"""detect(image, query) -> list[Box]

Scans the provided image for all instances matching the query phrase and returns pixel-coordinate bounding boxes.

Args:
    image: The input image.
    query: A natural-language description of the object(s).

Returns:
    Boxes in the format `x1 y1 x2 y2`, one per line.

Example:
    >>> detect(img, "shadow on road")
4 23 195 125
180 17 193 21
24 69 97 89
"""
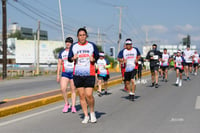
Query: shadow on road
0 101 6 105
121 95 141 100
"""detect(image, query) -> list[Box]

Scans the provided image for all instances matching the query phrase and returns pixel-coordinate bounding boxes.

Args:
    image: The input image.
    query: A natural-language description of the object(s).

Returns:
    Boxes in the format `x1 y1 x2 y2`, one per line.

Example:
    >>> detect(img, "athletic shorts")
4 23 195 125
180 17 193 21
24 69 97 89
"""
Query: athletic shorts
185 63 193 67
150 66 159 73
73 75 95 88
98 74 110 81
175 67 184 73
61 72 73 79
124 69 137 81
193 63 199 67
161 66 169 71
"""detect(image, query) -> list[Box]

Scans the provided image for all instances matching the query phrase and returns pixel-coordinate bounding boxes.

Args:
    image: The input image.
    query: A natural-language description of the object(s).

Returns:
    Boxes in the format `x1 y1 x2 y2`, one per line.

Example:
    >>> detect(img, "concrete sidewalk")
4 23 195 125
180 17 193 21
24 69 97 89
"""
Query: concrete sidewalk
0 71 151 118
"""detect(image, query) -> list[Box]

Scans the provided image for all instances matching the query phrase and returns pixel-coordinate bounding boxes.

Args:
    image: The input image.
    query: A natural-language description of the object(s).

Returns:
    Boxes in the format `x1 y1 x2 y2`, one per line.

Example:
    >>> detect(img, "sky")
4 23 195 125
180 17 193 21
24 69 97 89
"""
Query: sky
1 0 200 54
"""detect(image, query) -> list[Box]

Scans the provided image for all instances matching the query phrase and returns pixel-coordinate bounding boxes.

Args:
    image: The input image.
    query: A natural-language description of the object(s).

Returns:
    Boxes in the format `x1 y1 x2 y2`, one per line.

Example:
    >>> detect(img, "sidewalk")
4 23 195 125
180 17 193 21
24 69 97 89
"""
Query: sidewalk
0 71 151 118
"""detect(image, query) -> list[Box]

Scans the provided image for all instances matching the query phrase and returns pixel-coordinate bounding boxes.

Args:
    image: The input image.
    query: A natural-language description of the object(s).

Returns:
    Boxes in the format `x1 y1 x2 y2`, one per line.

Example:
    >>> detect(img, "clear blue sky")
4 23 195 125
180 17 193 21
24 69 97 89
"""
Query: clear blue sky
1 0 200 53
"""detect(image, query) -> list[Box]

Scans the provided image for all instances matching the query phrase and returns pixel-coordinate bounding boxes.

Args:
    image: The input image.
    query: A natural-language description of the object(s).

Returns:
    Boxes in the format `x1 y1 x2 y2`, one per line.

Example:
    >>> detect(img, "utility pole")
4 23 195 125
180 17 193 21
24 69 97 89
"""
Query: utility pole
116 6 123 54
58 0 65 46
2 0 7 79
36 21 40 75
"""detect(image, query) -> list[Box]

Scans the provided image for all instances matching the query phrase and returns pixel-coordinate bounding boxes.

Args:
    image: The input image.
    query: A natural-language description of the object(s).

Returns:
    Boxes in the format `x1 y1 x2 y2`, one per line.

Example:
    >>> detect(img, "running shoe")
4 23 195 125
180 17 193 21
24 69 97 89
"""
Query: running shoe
71 106 77 113
176 79 179 85
124 87 128 91
82 116 90 124
90 112 97 123
150 82 155 87
104 91 108 95
97 91 102 97
130 95 135 101
155 84 158 88
62 104 70 113
187 77 190 81
165 79 168 82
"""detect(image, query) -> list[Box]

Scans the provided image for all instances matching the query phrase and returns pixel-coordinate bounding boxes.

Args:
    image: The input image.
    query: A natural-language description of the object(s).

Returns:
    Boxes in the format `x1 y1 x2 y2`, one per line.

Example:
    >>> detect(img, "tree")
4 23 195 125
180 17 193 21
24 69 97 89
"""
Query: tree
8 30 24 40
53 47 64 59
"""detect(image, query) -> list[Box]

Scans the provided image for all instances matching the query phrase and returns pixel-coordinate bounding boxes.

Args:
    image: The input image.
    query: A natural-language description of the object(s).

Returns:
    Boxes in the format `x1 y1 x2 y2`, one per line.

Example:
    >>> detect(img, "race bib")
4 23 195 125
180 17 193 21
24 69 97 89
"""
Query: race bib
153 55 158 60
64 60 74 68
77 57 90 66
127 58 135 66
138 61 142 64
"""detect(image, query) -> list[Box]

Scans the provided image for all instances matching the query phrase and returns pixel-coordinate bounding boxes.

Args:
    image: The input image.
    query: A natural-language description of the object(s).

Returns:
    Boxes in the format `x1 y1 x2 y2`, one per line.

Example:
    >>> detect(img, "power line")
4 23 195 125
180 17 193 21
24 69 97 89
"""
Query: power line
7 2 61 32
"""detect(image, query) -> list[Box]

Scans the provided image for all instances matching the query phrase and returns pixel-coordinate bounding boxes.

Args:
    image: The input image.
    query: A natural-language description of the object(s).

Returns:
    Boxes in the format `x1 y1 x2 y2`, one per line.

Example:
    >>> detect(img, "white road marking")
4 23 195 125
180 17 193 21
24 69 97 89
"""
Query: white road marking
195 96 200 110
170 118 184 122
0 105 63 127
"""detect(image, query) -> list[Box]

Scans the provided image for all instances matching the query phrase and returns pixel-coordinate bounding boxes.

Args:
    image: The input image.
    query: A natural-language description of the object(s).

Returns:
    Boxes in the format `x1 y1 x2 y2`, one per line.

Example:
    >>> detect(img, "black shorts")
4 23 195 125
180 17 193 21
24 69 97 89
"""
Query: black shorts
124 70 137 81
161 66 169 71
175 67 184 73
185 63 193 67
193 63 199 67
73 76 95 88
98 74 110 81
150 66 159 73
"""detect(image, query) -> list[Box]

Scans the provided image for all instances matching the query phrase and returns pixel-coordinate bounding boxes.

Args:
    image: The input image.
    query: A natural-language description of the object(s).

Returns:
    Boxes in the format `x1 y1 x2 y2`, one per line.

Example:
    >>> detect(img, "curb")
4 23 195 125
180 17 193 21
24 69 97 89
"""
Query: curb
0 71 151 118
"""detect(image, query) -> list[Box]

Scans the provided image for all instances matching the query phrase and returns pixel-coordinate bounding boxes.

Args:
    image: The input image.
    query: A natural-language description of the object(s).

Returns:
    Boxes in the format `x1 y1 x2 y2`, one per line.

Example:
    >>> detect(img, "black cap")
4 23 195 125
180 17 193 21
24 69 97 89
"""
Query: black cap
152 44 157 47
164 48 167 50
65 37 73 43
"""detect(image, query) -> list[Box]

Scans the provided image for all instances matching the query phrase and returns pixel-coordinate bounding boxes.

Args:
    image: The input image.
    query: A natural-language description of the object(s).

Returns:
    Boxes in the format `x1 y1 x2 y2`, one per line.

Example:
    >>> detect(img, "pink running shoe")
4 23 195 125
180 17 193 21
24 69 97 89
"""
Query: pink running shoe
124 87 128 91
62 104 70 113
71 106 77 113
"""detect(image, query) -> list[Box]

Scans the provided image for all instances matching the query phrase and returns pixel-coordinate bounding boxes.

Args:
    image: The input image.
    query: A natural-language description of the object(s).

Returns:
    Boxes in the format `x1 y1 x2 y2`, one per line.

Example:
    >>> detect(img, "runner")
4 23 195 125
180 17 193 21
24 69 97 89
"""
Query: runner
183 45 193 80
192 50 199 75
136 57 144 84
96 51 111 96
118 38 141 101
57 37 77 113
117 44 127 91
174 50 185 87
68 28 99 124
146 44 162 88
160 48 170 82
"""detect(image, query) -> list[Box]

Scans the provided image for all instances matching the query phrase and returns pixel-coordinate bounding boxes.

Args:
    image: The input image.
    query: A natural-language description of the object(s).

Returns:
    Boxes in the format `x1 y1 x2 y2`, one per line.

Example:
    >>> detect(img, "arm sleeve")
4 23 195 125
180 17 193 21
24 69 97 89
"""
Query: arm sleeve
146 51 150 59
58 51 62 59
68 44 74 62
135 47 141 56
92 43 99 62
181 56 186 63
118 49 124 59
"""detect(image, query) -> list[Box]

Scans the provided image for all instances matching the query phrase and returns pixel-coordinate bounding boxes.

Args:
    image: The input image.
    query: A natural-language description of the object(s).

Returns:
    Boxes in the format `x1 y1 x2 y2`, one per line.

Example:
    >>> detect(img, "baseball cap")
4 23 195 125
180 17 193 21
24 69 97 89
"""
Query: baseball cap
125 38 132 45
99 52 105 57
177 50 181 53
65 37 73 43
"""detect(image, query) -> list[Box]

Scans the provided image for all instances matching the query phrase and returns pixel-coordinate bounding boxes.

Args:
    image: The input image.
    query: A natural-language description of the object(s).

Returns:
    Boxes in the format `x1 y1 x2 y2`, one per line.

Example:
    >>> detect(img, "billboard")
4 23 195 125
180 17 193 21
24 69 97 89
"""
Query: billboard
0 38 16 59
15 40 63 64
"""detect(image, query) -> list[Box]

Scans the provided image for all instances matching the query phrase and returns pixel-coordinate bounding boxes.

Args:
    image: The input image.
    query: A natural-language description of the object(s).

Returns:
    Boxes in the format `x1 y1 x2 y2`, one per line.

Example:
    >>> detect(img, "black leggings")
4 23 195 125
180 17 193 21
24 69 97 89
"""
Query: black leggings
137 67 142 80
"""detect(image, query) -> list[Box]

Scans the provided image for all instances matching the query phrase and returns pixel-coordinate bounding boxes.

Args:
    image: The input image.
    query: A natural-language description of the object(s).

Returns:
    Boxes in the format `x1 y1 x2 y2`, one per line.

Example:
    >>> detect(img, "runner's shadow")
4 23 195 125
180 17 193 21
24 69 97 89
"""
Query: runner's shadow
172 83 178 87
79 111 106 119
103 92 112 96
121 95 141 100
0 101 6 105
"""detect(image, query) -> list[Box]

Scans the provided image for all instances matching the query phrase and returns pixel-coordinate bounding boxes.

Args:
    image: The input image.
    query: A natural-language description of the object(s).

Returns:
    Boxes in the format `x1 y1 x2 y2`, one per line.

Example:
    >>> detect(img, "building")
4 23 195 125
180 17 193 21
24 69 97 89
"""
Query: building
8 23 48 40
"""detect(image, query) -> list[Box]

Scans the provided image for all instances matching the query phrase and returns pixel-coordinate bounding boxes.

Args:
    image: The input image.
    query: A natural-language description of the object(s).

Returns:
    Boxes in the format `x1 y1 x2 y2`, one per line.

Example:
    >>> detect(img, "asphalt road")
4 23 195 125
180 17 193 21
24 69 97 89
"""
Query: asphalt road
0 72 121 100
0 72 200 133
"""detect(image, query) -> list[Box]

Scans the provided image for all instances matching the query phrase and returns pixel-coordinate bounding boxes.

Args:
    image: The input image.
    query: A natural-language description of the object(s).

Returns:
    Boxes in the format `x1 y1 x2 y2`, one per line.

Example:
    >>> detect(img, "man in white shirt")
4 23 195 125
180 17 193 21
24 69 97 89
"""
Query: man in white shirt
183 45 193 80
